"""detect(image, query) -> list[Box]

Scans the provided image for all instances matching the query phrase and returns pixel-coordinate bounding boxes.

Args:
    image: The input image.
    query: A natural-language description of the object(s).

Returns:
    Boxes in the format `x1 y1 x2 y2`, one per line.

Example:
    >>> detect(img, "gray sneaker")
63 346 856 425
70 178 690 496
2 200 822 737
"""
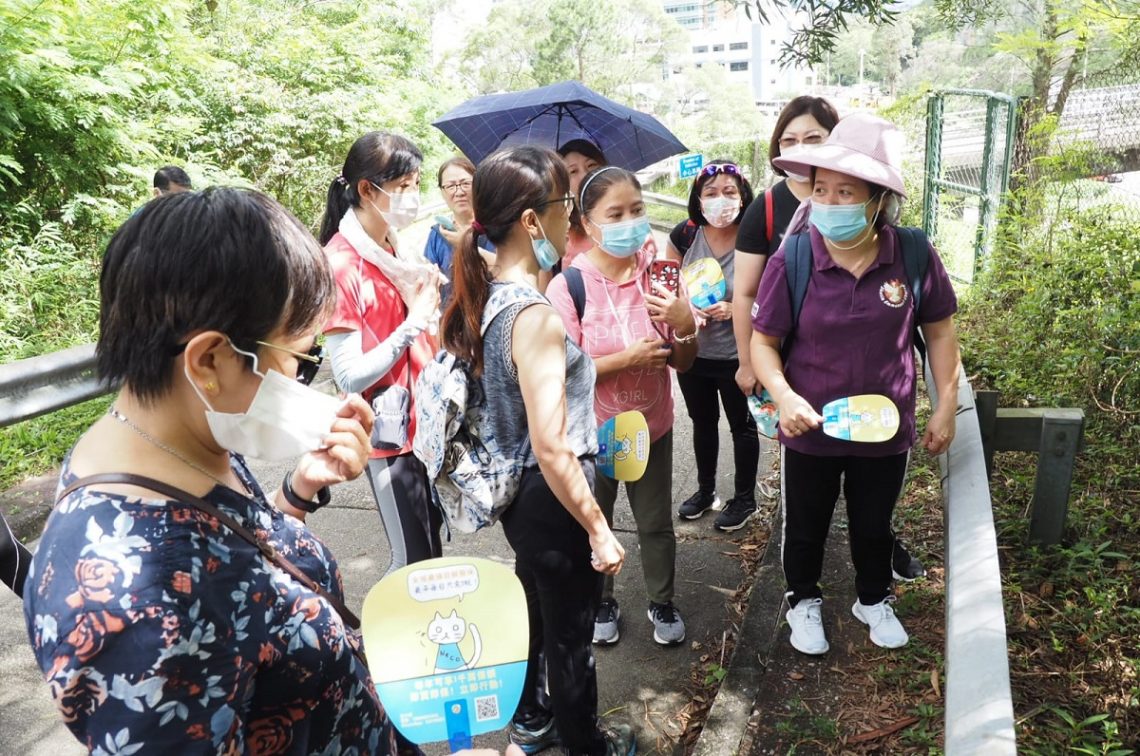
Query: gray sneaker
593 598 621 645
600 722 637 755
647 601 686 646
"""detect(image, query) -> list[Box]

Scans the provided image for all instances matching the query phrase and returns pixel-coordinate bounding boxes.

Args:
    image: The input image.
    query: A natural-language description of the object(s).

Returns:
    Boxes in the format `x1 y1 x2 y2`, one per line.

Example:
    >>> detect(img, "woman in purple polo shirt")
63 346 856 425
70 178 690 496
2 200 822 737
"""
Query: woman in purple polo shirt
749 113 961 655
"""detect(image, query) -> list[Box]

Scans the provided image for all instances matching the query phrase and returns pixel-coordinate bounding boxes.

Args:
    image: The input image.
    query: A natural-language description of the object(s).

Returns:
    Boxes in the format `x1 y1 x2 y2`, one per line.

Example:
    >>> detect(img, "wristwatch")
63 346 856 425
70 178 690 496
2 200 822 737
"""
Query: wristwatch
282 471 331 514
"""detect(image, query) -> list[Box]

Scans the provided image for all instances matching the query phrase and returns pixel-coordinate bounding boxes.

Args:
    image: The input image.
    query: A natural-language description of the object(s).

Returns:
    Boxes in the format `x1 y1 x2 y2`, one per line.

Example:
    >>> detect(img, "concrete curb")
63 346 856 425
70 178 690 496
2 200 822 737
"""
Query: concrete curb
692 504 787 756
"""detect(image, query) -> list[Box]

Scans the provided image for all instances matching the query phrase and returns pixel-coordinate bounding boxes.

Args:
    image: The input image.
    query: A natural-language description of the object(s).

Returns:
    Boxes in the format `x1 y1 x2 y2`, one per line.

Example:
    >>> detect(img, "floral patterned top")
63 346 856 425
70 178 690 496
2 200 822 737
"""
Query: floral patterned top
24 455 407 755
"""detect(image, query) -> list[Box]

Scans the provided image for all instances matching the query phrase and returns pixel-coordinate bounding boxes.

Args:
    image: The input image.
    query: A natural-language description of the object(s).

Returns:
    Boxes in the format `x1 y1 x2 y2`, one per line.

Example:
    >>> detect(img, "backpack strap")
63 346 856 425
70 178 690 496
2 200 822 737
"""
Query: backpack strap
780 231 813 360
764 189 774 245
894 226 931 365
675 220 699 257
563 266 587 323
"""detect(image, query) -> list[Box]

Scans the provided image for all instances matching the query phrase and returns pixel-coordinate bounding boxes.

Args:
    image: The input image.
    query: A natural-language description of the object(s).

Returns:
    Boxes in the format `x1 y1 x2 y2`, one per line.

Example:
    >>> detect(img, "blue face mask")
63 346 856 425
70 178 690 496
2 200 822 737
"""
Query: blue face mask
532 218 560 271
810 198 875 242
593 215 651 258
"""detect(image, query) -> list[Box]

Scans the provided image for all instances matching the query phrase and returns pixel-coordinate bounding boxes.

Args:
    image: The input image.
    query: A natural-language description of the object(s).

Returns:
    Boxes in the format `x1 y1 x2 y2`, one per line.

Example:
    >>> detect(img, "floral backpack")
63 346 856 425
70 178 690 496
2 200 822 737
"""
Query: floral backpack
413 284 545 533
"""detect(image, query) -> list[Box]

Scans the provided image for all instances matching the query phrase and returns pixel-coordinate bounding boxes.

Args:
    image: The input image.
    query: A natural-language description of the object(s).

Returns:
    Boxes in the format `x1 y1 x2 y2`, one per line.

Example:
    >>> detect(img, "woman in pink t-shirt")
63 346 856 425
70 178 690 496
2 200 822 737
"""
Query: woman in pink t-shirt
547 166 698 649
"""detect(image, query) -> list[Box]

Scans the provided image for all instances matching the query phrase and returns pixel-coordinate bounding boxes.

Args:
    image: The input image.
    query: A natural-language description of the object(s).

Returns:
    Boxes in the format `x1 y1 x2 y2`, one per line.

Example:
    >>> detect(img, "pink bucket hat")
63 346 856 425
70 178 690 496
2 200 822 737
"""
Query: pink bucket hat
771 112 906 197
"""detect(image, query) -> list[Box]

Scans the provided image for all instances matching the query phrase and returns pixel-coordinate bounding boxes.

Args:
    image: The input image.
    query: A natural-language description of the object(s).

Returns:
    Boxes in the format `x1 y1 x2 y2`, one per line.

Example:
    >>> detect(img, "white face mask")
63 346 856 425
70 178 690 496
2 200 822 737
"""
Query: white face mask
189 344 342 462
780 143 821 183
370 183 420 231
700 196 741 228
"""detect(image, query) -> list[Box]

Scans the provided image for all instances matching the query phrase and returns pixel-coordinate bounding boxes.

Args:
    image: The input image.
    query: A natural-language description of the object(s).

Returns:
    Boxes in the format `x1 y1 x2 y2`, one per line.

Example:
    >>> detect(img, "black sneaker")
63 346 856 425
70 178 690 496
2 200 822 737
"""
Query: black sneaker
714 496 757 532
600 722 637 755
892 540 926 581
508 715 561 753
678 489 720 519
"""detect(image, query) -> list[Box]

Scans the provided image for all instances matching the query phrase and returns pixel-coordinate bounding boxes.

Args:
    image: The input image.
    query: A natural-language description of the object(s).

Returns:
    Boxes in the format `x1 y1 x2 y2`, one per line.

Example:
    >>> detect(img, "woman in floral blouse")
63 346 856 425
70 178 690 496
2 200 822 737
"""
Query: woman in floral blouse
22 188 407 754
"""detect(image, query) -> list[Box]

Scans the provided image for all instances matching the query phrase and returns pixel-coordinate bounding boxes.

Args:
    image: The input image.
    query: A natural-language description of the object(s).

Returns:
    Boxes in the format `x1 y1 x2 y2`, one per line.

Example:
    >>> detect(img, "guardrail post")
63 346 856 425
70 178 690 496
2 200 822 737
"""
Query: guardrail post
974 390 999 478
1028 410 1085 545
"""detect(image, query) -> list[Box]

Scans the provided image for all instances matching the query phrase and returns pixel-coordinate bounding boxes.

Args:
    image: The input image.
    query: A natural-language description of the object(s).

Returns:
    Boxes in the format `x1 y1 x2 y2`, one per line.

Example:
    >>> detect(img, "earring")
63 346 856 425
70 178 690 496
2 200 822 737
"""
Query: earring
205 381 217 394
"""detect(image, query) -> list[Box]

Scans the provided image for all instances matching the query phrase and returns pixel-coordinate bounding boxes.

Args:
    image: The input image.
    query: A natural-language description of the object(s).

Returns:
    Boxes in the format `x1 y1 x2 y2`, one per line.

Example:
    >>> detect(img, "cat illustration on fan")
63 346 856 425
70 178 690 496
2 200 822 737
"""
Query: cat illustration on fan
427 610 482 674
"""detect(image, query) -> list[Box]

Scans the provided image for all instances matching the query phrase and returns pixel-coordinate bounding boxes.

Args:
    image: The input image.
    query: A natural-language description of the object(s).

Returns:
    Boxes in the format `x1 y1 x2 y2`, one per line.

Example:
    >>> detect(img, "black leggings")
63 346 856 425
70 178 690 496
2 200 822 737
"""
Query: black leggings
1 511 31 598
677 357 760 500
781 448 908 606
500 463 608 756
365 453 442 575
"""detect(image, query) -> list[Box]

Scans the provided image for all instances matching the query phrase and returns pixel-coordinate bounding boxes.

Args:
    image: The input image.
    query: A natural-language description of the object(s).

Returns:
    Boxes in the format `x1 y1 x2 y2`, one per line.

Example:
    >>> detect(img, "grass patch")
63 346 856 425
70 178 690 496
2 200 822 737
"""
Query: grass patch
0 396 111 491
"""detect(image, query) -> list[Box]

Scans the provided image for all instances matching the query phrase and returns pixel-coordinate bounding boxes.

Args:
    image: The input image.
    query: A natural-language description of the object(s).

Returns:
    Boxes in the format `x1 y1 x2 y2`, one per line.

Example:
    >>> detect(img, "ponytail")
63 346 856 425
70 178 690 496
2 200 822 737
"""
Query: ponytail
318 177 352 245
441 229 493 374
440 146 569 376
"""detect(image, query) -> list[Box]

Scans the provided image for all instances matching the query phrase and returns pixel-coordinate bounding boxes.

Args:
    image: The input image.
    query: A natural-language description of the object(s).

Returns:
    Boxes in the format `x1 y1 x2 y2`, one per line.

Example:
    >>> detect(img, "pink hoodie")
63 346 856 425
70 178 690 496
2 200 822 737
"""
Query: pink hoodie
547 241 674 442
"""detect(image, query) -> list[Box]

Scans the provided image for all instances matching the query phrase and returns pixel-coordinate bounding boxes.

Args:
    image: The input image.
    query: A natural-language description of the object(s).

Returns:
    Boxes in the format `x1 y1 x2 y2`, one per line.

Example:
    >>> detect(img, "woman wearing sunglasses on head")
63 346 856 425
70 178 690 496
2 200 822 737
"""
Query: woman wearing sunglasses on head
23 188 408 753
320 131 445 576
664 160 762 533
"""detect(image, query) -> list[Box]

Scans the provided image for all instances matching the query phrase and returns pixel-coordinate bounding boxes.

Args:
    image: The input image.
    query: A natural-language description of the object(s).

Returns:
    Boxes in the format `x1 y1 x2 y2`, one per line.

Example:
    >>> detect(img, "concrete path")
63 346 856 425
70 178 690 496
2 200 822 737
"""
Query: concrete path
0 380 781 755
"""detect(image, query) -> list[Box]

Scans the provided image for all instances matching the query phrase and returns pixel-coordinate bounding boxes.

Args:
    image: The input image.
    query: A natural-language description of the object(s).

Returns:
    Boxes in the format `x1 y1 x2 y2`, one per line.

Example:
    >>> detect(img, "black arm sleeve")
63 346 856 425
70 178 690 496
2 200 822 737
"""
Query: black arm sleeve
735 190 771 255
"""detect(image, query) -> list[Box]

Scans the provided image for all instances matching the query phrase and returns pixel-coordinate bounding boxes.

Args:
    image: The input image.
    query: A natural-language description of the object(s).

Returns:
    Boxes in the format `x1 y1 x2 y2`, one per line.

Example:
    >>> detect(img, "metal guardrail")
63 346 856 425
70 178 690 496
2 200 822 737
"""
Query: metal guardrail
0 344 108 429
928 365 1017 754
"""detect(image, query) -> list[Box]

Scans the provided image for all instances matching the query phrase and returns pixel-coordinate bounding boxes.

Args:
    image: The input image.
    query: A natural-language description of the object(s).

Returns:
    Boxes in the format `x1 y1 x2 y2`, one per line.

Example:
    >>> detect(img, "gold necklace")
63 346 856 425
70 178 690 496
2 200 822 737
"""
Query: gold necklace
107 406 248 494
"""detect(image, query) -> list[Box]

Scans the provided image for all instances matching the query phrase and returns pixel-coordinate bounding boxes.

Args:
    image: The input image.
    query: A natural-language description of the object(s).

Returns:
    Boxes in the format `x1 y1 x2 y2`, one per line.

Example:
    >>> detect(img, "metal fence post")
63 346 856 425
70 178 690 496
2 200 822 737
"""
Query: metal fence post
1028 410 1085 545
923 93 944 239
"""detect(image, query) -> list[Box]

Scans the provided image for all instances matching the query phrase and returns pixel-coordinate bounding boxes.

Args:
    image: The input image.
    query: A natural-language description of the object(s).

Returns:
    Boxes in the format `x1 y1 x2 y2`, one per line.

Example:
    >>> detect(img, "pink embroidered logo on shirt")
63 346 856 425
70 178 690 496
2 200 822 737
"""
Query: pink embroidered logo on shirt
879 279 908 308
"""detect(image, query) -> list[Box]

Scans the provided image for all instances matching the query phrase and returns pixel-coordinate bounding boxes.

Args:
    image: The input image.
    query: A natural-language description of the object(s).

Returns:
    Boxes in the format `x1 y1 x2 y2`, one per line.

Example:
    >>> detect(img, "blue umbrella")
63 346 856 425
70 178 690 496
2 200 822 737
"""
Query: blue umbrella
432 80 688 171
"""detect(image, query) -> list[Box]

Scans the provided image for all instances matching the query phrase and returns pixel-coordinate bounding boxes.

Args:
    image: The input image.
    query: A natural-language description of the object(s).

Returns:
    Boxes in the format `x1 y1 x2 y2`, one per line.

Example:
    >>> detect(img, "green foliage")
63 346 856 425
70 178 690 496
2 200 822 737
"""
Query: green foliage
963 203 1140 750
459 0 684 99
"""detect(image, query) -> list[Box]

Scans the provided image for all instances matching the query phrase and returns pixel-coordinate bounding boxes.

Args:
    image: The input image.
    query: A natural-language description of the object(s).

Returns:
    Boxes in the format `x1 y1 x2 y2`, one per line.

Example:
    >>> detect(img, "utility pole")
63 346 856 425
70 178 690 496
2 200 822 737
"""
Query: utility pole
859 48 865 94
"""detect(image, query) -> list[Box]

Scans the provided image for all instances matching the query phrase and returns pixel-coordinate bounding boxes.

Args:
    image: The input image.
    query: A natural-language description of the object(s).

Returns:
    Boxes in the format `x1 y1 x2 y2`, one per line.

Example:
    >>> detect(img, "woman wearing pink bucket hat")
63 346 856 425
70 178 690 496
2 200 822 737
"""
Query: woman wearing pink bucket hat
748 112 962 656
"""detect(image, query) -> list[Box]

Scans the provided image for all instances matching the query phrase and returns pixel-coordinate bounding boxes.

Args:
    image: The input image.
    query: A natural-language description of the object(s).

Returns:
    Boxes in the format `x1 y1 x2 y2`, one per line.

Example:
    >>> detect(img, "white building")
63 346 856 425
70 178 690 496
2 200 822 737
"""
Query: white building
663 2 815 107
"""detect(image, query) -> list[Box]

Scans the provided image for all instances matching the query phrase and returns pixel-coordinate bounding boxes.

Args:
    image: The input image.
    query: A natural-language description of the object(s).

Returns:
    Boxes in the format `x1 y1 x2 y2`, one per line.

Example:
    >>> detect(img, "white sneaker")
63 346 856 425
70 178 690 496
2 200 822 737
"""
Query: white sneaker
852 597 909 649
786 598 828 655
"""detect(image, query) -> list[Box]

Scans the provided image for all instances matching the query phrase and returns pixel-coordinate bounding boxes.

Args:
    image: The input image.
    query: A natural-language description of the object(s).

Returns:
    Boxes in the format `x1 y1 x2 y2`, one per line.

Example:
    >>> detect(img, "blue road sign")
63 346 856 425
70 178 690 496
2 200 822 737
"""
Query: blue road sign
678 153 704 179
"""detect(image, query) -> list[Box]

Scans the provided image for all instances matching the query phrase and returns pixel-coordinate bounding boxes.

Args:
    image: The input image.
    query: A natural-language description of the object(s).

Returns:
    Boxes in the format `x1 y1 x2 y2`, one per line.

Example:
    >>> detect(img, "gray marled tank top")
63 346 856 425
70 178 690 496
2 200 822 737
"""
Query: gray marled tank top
482 282 598 468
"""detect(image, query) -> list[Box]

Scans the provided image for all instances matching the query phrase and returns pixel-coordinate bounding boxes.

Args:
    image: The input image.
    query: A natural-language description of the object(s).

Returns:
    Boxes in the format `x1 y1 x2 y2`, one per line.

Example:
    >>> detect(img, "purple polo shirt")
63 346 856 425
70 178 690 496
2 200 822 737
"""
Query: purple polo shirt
751 224 957 457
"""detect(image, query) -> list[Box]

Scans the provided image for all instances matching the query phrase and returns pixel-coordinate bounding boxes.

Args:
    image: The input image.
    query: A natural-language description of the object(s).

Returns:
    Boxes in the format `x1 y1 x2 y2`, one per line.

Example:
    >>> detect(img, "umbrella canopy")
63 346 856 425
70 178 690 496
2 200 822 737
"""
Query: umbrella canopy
432 80 687 172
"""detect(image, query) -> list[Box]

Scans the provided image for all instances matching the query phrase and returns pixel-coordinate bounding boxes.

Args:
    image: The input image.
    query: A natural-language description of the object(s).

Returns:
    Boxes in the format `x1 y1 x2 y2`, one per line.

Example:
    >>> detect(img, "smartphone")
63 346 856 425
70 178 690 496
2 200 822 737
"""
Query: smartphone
435 214 457 231
649 259 681 296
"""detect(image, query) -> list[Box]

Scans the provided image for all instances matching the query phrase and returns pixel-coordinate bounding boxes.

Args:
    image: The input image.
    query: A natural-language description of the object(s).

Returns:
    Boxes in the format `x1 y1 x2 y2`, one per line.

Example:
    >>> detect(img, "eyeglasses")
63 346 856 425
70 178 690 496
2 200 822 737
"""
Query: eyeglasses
441 179 472 195
700 163 742 179
778 134 826 149
256 341 324 385
535 193 575 213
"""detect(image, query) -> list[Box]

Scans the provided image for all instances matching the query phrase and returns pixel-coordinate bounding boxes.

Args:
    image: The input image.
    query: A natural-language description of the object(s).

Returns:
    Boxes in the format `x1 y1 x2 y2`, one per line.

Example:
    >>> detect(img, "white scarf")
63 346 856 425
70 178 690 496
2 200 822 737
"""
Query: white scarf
338 207 445 334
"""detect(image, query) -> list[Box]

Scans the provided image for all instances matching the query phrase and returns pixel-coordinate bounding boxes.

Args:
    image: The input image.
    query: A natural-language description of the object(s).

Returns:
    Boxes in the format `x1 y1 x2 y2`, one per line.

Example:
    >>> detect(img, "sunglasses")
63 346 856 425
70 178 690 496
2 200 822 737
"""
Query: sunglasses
699 163 742 179
257 341 324 385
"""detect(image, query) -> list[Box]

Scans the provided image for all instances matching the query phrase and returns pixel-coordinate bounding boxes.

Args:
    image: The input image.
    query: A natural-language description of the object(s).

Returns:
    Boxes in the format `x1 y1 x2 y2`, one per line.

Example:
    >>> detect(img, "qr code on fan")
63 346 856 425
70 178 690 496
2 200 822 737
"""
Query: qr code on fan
474 694 499 722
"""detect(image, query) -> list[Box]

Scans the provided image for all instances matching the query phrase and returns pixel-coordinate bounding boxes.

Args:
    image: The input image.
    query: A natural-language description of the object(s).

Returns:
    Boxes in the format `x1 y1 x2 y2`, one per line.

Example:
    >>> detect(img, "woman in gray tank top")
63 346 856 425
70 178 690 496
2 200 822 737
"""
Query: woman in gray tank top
438 146 638 756
664 161 762 533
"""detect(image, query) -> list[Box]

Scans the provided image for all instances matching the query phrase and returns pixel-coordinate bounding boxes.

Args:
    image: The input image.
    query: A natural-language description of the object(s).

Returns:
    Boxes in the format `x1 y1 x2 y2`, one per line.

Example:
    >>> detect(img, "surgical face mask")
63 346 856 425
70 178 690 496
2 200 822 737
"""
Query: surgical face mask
810 197 879 243
701 196 741 228
190 343 342 462
780 144 820 183
369 183 420 231
591 214 651 258
532 218 560 272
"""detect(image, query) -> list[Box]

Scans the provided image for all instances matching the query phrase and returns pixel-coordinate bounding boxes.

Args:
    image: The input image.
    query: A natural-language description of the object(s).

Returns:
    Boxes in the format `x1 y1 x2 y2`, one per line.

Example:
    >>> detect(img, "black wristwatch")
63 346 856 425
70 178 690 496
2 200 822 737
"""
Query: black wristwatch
282 471 331 514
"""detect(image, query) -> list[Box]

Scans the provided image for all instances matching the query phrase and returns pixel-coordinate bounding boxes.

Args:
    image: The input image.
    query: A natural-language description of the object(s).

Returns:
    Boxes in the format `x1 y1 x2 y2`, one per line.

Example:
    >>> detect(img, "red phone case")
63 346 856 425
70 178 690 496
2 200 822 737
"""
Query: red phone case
650 260 680 296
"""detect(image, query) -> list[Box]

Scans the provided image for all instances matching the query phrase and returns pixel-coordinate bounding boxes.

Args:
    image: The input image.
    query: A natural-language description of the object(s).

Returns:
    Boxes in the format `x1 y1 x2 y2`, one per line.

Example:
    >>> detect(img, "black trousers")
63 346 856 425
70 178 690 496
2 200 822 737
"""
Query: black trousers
676 357 760 500
782 448 908 606
1 511 30 598
500 463 607 756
